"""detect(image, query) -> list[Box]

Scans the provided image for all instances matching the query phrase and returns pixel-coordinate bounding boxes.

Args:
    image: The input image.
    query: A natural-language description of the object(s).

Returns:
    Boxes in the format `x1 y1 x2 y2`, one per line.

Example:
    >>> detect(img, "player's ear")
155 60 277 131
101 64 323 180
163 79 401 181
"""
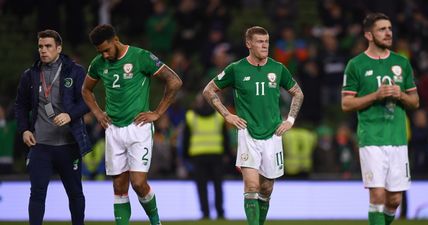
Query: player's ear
57 45 62 53
364 31 373 42
245 39 251 49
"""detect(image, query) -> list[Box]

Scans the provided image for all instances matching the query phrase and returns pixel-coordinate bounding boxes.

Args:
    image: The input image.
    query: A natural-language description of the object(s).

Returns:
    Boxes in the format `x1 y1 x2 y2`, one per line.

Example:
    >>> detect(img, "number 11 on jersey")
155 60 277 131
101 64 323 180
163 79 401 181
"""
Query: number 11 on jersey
256 82 265 96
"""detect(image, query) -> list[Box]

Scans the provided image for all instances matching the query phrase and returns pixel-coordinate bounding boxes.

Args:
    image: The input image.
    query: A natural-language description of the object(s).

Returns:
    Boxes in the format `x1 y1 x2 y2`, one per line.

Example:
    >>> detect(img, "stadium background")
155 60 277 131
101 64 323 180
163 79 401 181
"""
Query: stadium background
0 0 427 223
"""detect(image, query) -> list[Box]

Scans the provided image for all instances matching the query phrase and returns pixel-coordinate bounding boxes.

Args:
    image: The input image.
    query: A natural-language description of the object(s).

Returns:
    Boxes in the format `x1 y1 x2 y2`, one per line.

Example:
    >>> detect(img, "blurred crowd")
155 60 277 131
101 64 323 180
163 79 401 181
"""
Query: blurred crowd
0 0 427 180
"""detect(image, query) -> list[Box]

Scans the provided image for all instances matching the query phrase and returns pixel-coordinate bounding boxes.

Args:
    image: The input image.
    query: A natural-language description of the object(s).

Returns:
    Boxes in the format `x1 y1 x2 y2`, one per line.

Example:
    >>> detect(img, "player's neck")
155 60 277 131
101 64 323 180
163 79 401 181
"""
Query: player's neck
365 46 390 59
117 44 129 60
247 55 267 66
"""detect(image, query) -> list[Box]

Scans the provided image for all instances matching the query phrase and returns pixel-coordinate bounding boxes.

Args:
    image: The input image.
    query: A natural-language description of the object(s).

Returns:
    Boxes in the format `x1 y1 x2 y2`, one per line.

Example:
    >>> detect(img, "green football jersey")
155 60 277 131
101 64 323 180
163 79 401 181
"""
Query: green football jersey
88 46 164 127
342 51 416 147
214 57 296 139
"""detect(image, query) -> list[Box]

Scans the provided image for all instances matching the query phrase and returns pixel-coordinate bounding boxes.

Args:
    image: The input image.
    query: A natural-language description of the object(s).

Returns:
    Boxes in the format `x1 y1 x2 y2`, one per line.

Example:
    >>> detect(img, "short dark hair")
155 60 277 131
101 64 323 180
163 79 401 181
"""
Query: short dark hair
89 24 116 46
245 26 269 41
38 29 62 46
363 13 390 32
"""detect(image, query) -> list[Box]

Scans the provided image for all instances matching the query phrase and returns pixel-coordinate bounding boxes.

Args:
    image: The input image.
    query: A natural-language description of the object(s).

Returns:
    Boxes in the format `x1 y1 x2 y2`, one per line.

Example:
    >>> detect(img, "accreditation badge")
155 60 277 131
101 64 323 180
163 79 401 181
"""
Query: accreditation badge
44 103 55 118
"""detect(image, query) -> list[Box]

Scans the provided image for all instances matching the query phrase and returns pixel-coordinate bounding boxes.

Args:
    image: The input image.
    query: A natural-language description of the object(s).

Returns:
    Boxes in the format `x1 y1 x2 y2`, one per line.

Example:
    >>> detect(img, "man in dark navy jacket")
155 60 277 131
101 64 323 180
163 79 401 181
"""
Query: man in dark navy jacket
14 30 91 225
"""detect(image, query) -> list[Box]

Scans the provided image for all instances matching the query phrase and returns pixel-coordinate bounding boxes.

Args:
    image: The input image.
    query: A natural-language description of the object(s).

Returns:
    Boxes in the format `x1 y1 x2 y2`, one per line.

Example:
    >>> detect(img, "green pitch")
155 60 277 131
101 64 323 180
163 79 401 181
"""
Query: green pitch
0 220 427 225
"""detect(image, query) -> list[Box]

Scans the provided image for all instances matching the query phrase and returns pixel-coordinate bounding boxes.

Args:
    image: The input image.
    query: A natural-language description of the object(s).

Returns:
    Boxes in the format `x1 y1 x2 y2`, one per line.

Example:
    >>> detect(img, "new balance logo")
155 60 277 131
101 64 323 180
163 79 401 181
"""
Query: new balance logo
243 76 251 81
365 70 373 76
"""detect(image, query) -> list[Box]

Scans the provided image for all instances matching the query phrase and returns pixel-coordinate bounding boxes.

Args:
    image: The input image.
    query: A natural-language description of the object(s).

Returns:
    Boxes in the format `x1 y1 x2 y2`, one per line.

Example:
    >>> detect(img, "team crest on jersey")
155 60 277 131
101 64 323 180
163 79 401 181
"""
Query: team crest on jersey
123 63 133 79
240 153 249 161
64 78 73 88
267 72 277 88
391 65 403 83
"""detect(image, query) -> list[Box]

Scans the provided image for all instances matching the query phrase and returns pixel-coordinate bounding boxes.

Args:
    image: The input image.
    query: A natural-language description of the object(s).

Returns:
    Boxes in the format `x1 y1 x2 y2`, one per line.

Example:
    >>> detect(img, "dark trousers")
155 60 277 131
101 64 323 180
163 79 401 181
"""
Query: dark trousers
27 144 85 225
191 154 224 218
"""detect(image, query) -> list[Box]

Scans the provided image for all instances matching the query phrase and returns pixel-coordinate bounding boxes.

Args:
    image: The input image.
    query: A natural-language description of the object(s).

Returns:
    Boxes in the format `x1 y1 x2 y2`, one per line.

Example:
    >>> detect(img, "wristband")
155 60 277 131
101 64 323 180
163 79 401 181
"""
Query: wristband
285 116 295 125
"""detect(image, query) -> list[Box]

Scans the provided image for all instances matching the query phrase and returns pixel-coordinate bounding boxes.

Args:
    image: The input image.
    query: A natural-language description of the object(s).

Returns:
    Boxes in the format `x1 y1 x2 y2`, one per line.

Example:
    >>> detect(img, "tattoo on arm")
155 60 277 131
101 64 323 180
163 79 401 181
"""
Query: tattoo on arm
287 84 304 118
154 66 183 115
203 81 230 117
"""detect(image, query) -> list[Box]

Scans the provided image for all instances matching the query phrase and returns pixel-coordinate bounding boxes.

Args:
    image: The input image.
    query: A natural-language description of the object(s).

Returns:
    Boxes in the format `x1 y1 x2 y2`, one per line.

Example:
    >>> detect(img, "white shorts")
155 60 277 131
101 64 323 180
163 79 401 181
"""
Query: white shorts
359 146 410 191
236 129 284 179
105 123 154 176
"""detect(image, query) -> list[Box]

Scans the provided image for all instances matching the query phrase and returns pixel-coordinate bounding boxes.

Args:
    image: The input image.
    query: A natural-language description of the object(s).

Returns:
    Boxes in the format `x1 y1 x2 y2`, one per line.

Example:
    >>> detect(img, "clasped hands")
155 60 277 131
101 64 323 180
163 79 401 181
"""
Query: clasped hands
377 84 401 101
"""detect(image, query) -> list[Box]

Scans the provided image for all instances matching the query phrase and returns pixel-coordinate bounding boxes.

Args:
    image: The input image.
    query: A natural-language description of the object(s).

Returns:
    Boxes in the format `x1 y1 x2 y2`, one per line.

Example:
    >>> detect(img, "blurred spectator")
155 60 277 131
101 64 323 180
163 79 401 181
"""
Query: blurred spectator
201 24 227 68
408 8 428 42
165 93 187 179
318 31 347 106
97 0 121 25
318 0 347 37
395 37 411 59
268 0 297 31
273 25 309 75
182 93 231 219
409 109 428 175
313 125 338 174
145 0 176 59
0 104 16 174
82 138 106 180
334 123 358 179
166 93 186 129
203 0 231 32
350 37 367 57
84 113 104 143
206 43 233 81
81 113 105 180
282 126 317 178
298 59 323 126
174 0 204 54
417 73 428 109
150 114 175 177
169 50 200 92
110 0 152 36
340 23 363 52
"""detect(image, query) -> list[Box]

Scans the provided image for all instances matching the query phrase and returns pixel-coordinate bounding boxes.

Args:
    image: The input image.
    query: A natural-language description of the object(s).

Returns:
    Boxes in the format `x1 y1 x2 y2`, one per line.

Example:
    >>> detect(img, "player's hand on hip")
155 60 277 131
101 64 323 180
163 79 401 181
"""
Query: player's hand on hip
134 111 160 126
53 113 71 126
225 114 247 129
23 130 36 147
275 121 292 136
94 111 111 129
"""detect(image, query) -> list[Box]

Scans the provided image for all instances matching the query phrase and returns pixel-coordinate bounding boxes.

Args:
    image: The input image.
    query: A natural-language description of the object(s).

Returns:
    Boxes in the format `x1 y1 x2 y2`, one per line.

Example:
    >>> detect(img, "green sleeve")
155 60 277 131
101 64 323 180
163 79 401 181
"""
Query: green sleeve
140 50 164 76
403 60 416 91
280 65 296 90
342 60 358 93
87 57 101 79
213 63 235 89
